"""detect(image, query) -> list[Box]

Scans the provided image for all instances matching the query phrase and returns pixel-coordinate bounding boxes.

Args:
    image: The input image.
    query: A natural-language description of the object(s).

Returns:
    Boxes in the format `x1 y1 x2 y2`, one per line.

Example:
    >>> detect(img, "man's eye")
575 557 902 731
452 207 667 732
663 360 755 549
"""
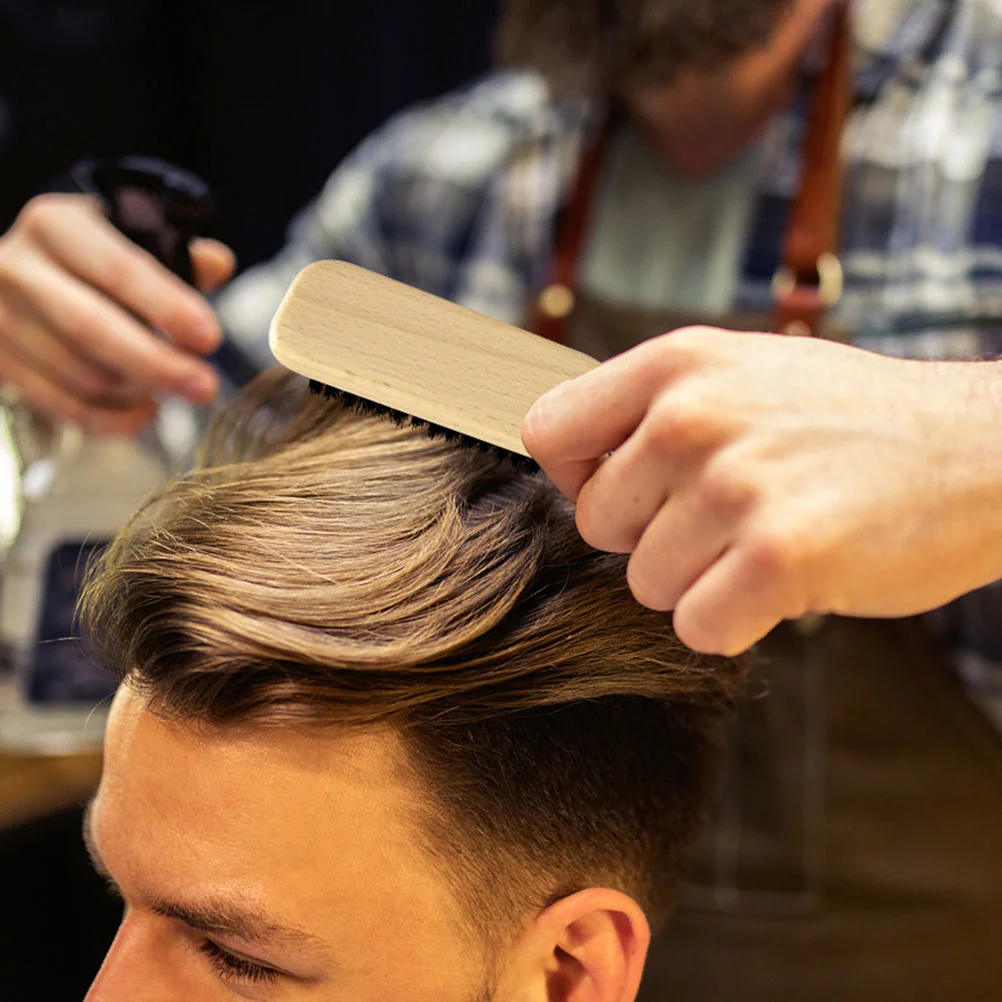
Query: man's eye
198 938 282 985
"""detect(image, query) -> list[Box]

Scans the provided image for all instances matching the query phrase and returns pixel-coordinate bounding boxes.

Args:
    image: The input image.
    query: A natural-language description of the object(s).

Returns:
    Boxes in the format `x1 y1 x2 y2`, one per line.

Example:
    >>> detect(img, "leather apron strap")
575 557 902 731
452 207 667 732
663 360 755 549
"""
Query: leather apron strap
772 0 851 336
531 115 614 344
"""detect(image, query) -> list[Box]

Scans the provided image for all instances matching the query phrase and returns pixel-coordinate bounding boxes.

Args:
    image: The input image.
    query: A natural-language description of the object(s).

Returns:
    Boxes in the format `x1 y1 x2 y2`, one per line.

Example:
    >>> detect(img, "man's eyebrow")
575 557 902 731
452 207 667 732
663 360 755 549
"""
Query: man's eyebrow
147 896 328 953
81 797 327 955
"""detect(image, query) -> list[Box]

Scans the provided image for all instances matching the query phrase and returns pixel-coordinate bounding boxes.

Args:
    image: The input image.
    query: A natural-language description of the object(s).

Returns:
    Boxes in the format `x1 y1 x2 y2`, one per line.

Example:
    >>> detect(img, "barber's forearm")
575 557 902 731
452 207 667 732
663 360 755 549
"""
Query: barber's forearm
524 330 1002 655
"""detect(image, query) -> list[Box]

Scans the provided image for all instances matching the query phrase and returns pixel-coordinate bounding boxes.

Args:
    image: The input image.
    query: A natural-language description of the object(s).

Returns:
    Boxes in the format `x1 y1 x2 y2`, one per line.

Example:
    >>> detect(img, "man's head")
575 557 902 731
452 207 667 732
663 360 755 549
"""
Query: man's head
497 0 836 176
80 368 741 1001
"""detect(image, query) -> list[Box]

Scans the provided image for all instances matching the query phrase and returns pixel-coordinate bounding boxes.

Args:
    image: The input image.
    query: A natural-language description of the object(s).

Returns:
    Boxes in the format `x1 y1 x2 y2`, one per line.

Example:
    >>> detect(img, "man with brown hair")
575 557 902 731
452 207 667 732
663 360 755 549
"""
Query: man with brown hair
78 368 741 1001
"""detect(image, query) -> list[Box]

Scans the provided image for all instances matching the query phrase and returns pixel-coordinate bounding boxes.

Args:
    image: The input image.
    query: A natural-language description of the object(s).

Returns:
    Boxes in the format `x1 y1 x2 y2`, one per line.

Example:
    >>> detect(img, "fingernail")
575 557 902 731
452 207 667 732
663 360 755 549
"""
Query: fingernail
528 381 569 423
525 397 550 436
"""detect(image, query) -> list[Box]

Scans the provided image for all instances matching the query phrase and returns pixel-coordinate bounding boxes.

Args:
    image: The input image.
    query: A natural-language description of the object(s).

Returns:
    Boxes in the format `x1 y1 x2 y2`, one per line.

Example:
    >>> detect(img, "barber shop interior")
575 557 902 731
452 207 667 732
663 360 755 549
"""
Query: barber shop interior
3 2 1002 1000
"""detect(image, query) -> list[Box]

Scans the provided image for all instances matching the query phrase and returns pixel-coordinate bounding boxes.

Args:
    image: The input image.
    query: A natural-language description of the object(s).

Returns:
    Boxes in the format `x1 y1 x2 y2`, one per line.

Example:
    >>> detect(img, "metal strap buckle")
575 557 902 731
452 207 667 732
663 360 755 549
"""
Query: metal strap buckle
772 252 844 309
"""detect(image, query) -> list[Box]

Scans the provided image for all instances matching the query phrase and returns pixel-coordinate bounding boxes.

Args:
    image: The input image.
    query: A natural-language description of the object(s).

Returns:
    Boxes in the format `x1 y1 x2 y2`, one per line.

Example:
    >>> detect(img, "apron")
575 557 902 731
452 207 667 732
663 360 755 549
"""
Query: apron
567 290 1002 1002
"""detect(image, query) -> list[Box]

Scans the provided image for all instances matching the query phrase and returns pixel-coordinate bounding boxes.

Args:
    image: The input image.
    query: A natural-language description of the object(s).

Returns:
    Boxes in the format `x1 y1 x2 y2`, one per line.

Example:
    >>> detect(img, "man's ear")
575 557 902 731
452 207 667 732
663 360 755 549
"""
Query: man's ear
512 888 650 1002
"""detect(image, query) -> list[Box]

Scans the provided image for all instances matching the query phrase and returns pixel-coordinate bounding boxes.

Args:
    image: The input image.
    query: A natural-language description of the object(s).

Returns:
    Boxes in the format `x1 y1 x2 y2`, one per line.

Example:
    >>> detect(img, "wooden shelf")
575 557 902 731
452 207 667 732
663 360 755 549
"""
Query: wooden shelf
0 752 102 831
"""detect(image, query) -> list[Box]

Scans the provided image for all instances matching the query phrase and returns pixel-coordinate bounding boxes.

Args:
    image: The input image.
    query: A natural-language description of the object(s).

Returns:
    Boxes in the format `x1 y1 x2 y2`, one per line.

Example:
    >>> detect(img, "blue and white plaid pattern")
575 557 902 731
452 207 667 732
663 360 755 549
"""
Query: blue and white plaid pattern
217 0 1002 727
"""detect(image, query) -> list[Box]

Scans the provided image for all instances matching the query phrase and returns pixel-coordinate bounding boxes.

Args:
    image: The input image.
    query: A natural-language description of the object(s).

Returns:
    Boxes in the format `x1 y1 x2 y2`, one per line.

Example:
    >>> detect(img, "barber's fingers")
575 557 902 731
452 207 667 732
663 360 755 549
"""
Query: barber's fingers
574 454 668 555
524 333 699 500
671 535 805 656
625 480 746 613
22 194 223 355
573 391 738 553
2 248 218 403
0 342 157 436
190 237 236 295
0 305 124 402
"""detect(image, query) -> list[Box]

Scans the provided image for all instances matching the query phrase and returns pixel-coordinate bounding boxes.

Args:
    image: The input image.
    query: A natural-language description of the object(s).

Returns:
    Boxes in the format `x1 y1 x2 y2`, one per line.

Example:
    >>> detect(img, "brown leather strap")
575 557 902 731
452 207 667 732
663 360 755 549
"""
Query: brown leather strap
773 1 852 336
532 120 614 344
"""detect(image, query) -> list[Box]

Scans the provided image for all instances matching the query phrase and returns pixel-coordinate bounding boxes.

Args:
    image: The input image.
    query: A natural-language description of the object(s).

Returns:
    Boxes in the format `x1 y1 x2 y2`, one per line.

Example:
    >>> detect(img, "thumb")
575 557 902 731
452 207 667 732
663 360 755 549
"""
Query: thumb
190 237 236 294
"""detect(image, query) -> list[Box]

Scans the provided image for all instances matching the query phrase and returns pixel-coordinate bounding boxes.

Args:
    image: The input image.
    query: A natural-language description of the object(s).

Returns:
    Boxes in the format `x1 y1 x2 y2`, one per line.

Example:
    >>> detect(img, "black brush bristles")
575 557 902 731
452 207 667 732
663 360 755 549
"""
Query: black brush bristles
308 380 540 475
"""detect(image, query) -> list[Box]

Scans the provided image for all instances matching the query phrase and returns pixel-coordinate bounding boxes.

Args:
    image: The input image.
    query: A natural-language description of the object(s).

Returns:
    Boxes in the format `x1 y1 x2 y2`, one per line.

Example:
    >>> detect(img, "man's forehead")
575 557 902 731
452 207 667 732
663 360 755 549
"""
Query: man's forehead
95 687 468 965
83 796 332 959
101 687 423 889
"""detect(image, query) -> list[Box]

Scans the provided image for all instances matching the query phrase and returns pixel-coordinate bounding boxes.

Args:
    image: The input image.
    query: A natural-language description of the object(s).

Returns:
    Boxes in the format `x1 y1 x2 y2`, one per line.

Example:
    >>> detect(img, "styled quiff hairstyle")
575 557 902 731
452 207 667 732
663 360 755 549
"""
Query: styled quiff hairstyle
81 367 742 941
496 0 793 94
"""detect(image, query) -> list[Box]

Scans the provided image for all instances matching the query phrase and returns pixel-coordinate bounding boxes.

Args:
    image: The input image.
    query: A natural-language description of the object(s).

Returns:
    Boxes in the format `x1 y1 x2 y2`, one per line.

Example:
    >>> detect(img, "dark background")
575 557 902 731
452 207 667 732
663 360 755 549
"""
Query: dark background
0 2 496 998
0 0 499 269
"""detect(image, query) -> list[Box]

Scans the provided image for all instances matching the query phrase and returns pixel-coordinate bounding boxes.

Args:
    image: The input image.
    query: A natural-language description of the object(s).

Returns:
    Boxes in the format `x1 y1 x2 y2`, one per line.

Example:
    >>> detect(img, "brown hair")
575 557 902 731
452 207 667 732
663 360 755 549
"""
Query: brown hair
496 0 793 94
80 367 743 940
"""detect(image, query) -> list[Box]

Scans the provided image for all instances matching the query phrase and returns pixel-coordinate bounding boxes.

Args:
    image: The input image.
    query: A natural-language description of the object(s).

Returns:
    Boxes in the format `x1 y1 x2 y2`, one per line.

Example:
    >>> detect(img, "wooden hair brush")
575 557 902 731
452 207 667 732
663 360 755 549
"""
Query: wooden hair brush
269 261 599 472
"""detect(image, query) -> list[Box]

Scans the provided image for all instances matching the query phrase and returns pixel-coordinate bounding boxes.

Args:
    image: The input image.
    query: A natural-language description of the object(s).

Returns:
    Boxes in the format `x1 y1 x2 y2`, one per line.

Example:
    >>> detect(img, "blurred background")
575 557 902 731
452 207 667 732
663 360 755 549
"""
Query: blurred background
1 0 498 269
0 2 497 998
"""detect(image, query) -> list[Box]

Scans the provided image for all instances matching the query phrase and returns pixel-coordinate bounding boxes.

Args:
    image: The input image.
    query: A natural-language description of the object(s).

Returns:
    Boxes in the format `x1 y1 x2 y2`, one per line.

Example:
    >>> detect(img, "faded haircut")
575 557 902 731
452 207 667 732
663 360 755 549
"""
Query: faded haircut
80 367 743 943
496 0 794 94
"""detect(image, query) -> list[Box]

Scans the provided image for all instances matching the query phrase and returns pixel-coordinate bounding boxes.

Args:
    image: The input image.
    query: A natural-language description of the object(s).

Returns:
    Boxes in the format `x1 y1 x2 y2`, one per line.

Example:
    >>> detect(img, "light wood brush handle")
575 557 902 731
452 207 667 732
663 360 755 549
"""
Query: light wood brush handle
269 261 599 457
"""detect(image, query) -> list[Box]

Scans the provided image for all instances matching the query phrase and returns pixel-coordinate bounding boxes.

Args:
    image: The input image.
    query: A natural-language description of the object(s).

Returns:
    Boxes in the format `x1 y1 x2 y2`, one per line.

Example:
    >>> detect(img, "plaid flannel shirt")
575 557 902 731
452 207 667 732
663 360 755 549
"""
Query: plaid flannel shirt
217 0 1002 729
